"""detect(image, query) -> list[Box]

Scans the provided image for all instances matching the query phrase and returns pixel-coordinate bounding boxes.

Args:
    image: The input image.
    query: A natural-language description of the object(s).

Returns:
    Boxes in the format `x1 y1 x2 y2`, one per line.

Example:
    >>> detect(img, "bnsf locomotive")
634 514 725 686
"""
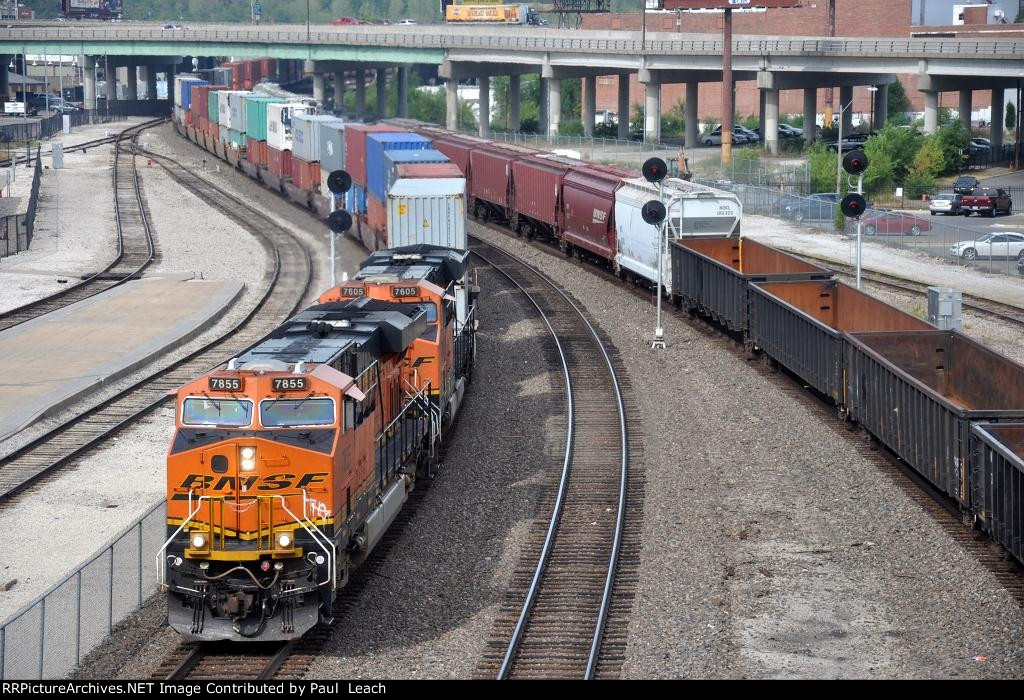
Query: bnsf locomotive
159 245 477 641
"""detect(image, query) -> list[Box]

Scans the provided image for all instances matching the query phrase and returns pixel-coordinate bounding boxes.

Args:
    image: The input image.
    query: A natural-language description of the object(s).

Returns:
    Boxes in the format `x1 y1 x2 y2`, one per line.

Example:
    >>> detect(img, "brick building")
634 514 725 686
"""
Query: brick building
585 1 1018 126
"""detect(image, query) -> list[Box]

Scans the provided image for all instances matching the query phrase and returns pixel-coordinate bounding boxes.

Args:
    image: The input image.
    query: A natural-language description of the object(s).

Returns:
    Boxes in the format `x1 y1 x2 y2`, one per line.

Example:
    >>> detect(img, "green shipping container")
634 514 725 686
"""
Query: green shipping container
209 91 220 125
244 96 286 142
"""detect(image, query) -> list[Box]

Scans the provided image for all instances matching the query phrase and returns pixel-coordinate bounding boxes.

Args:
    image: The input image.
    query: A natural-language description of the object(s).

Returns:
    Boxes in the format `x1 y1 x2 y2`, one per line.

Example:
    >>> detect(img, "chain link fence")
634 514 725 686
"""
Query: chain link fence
0 501 166 680
0 148 41 260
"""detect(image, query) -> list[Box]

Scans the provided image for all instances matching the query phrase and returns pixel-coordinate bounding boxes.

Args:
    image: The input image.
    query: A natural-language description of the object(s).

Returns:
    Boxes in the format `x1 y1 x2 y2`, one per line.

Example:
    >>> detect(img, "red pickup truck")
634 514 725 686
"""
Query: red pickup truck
961 188 1013 217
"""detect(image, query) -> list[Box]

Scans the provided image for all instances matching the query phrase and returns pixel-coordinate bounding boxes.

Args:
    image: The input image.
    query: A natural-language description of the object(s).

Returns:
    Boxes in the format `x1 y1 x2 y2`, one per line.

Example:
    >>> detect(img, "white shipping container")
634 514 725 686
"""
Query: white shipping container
266 101 312 152
291 114 335 164
614 177 741 293
173 74 199 107
228 91 251 133
220 125 229 145
218 90 241 127
387 178 467 251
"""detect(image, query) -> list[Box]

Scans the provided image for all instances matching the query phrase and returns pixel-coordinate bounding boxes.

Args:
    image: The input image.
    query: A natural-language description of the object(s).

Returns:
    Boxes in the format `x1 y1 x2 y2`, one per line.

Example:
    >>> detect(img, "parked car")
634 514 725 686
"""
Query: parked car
961 187 1013 217
1019 255 1024 275
778 124 803 138
703 125 756 146
950 231 1024 261
396 18 417 25
162 23 183 30
929 193 965 216
970 137 991 149
826 139 866 152
784 192 838 222
952 176 979 194
859 209 931 236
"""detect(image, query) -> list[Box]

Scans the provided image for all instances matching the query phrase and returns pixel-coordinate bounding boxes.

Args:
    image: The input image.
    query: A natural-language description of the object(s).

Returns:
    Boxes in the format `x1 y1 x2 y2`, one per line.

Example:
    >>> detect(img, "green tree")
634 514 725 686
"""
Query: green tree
1007 102 1017 133
886 80 912 125
862 124 921 184
806 141 838 194
934 120 970 174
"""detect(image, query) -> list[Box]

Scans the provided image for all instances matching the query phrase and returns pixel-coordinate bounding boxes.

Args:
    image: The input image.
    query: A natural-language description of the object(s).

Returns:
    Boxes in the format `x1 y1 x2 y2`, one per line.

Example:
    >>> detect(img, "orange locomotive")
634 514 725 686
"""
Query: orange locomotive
160 246 476 641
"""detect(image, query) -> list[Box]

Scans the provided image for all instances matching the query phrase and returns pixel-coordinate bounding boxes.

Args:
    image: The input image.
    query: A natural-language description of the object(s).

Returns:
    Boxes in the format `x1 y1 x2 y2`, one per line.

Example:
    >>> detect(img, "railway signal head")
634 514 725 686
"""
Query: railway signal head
642 157 668 184
641 199 667 226
327 209 353 234
842 150 868 176
327 169 352 195
840 193 867 219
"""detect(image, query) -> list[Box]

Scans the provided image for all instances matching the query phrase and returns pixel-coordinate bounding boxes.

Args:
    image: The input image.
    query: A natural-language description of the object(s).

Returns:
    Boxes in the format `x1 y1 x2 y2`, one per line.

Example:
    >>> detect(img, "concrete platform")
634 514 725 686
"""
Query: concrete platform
0 274 242 442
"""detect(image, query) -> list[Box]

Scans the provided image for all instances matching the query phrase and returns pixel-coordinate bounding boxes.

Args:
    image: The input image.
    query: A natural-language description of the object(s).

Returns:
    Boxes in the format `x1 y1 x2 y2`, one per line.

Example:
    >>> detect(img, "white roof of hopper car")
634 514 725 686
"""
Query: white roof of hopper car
388 178 467 198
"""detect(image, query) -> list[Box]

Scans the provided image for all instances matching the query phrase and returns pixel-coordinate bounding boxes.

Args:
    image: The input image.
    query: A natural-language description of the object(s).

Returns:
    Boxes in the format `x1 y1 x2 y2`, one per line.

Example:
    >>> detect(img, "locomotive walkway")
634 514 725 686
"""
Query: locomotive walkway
0 274 241 443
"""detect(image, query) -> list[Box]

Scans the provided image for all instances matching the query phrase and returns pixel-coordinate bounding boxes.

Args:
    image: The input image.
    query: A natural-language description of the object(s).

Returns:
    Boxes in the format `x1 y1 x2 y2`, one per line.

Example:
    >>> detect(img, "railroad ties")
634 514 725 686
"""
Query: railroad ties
469 238 633 680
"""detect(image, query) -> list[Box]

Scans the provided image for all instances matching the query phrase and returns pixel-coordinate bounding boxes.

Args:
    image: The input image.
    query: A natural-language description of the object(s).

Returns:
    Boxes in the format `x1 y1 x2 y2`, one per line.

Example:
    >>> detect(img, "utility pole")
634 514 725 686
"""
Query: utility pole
721 8 733 166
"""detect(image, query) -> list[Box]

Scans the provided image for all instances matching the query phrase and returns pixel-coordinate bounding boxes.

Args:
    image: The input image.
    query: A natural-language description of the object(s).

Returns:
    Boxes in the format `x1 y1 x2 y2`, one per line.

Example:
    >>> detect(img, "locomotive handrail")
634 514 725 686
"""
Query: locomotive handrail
156 492 207 589
279 494 335 589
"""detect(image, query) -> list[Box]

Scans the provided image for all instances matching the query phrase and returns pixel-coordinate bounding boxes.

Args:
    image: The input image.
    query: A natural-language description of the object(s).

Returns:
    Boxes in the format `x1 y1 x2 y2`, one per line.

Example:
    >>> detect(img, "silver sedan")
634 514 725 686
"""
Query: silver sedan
929 193 965 216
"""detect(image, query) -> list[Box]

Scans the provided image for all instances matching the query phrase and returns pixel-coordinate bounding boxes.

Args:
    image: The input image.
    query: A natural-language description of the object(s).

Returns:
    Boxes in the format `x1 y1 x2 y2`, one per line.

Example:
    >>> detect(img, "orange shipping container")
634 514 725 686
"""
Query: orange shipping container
367 194 387 235
292 158 320 192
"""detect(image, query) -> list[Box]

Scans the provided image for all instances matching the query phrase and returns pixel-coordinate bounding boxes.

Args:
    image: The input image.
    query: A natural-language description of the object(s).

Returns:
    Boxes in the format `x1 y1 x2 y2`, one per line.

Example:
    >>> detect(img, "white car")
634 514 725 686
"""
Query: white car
396 19 417 25
949 231 1024 262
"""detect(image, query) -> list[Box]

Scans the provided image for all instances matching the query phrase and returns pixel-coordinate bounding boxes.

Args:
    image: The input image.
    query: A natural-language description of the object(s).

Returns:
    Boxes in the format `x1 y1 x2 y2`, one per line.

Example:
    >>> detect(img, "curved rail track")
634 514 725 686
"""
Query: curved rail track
0 119 163 333
469 236 634 680
0 150 314 502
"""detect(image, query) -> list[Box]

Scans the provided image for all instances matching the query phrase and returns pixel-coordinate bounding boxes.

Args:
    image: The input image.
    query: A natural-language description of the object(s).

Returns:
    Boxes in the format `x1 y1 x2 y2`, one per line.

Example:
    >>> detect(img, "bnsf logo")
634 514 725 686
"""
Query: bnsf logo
176 472 328 492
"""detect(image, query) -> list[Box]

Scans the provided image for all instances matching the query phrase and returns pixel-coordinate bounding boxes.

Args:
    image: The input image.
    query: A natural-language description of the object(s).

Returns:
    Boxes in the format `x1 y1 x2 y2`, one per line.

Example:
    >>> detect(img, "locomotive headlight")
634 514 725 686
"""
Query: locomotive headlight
191 533 207 549
240 446 257 471
277 532 292 549
241 458 256 471
240 447 256 459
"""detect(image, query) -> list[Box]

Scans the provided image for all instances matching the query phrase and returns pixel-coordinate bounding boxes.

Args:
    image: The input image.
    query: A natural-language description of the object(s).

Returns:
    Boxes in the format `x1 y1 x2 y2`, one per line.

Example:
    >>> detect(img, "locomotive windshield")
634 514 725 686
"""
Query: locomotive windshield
181 397 253 427
260 398 336 427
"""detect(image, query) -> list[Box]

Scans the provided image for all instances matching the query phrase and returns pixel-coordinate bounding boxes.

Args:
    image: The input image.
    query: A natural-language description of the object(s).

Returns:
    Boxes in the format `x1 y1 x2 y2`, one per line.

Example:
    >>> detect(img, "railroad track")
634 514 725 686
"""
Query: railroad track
0 118 165 168
469 236 635 680
0 151 313 502
162 641 296 681
0 119 163 333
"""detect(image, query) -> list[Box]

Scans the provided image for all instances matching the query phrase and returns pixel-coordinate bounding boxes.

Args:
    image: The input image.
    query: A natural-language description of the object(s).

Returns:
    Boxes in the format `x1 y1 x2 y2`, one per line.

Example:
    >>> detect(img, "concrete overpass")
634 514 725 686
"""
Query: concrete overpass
1 22 1021 152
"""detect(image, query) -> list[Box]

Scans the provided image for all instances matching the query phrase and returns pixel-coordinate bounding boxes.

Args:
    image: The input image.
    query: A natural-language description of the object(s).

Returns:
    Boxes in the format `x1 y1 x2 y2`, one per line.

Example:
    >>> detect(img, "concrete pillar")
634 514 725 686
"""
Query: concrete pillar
644 81 660 143
764 88 779 155
803 87 817 146
376 68 387 117
355 68 366 117
0 55 8 98
83 55 96 110
397 66 408 118
991 87 1004 154
332 71 345 113
958 89 972 129
312 72 325 105
546 77 561 139
840 85 853 134
617 74 630 140
874 84 888 130
446 79 458 131
923 90 939 134
538 77 548 136
145 66 158 100
583 74 596 138
685 81 698 149
508 74 521 132
758 89 766 145
478 75 490 137
124 65 138 101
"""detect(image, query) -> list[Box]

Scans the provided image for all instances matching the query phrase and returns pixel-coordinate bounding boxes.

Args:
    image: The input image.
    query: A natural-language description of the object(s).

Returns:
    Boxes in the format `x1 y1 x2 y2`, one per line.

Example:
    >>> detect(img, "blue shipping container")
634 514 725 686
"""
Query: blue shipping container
183 80 209 112
347 183 368 216
374 149 450 203
365 133 432 203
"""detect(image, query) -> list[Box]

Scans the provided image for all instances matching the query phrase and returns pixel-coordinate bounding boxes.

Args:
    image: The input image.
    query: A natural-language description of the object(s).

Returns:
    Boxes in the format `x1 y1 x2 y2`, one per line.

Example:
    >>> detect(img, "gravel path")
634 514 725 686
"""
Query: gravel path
470 223 1024 679
69 265 562 680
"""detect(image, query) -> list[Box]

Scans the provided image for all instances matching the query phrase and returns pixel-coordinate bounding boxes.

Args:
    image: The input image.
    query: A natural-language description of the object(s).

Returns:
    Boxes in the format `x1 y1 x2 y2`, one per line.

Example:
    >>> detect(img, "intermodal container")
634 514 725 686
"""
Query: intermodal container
268 145 292 179
748 279 933 404
182 80 210 112
969 423 1024 564
367 193 388 236
173 74 200 107
375 149 448 203
560 166 624 262
260 58 276 81
344 124 400 187
220 125 229 145
228 91 250 133
208 90 220 125
395 162 464 180
511 155 570 236
247 137 259 164
365 133 432 199
347 183 368 215
845 331 1024 503
292 114 335 164
387 178 467 250
245 97 285 143
292 157 320 192
317 119 346 174
217 91 238 128
669 237 832 334
229 129 244 149
267 102 311 152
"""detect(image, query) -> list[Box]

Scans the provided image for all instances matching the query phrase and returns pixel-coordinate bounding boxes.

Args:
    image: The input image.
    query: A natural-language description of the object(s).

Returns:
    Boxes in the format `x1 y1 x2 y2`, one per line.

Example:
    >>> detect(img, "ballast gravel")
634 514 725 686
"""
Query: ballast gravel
469 223 1024 679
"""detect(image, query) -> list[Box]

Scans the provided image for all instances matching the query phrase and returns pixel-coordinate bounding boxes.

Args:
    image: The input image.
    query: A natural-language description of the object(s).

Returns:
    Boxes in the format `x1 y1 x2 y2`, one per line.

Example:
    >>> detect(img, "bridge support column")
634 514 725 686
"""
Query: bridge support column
478 75 490 137
991 87 1004 155
803 87 817 146
764 88 779 155
376 68 387 117
0 56 8 98
840 85 853 134
538 78 548 136
685 82 698 149
124 65 138 101
83 55 96 110
617 74 630 141
583 75 596 138
312 73 325 106
758 89 766 145
508 74 521 132
874 83 887 129
546 77 561 139
397 66 408 118
644 81 660 143
143 66 158 100
958 89 971 129
923 90 939 134
355 68 366 117
446 79 458 131
332 71 345 113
